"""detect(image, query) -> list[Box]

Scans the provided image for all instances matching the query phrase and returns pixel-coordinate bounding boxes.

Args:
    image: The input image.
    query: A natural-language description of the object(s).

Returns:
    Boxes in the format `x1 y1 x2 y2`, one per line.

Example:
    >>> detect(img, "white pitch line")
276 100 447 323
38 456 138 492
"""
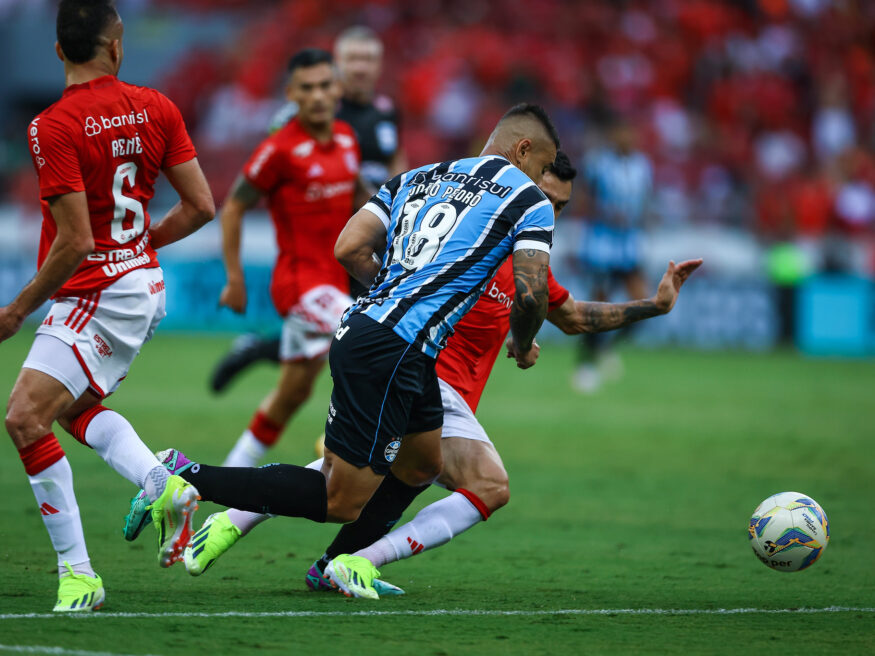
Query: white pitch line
0 607 873 620
0 645 161 656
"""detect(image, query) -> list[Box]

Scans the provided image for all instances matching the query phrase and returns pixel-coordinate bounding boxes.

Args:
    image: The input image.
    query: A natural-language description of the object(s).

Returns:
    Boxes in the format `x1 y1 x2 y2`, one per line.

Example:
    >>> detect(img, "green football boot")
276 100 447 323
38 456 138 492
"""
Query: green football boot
54 562 105 612
151 474 199 568
325 554 381 600
183 511 242 576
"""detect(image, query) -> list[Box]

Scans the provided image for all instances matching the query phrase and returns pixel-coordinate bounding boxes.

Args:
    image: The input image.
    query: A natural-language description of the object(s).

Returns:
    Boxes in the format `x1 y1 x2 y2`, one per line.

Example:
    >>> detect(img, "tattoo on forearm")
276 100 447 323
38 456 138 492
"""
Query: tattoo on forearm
510 251 549 350
230 175 262 207
580 299 660 333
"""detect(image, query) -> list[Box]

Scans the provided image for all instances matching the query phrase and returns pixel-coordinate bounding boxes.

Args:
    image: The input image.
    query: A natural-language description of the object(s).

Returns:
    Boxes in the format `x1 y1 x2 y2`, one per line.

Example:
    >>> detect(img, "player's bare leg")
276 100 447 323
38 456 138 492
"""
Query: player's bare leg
351 436 500 569
224 357 326 467
6 370 94 581
325 428 442 598
321 446 386 523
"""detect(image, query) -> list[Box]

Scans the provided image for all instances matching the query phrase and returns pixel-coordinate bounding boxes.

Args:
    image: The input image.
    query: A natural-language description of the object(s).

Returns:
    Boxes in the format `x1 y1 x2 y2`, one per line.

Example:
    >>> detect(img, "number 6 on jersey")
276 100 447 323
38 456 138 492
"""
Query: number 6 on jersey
111 161 145 244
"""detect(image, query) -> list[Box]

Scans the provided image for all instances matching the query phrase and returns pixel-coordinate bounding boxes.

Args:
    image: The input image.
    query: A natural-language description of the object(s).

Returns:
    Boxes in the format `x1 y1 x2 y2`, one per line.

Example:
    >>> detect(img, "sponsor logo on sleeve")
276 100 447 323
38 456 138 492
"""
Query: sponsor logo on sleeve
29 118 46 168
343 150 359 174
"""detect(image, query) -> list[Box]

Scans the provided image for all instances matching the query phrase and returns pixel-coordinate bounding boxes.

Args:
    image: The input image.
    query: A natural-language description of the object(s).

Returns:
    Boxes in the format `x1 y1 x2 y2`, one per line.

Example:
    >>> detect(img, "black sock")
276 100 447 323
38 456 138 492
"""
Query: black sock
180 463 327 522
261 336 282 364
321 471 428 562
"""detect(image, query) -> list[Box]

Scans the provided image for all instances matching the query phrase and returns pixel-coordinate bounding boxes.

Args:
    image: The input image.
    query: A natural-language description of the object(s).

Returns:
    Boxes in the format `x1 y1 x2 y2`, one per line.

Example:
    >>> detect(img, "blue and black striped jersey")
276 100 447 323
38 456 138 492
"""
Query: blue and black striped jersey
348 155 554 357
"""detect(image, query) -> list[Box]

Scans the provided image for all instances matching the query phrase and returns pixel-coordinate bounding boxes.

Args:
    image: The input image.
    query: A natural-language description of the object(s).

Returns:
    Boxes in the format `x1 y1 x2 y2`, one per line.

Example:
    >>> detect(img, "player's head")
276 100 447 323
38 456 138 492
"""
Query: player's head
56 0 123 72
538 150 577 219
334 26 383 102
285 48 341 129
608 114 637 154
483 103 559 184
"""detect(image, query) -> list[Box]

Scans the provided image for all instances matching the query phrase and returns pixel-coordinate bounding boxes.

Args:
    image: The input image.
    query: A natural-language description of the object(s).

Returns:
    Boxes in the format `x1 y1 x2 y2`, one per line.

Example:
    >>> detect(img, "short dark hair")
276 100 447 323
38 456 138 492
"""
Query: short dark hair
287 48 334 75
549 150 577 182
500 103 560 149
57 0 119 64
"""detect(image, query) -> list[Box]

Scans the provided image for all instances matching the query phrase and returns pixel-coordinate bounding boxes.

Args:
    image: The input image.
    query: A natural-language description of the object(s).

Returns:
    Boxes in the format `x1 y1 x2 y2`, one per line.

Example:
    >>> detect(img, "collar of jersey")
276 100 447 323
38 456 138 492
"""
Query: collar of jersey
64 74 118 96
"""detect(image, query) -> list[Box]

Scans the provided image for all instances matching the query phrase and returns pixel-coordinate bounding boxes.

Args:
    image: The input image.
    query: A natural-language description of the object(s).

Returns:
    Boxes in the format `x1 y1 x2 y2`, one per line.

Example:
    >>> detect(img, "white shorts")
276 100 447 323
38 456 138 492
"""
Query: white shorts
280 284 353 361
23 267 166 398
438 377 492 444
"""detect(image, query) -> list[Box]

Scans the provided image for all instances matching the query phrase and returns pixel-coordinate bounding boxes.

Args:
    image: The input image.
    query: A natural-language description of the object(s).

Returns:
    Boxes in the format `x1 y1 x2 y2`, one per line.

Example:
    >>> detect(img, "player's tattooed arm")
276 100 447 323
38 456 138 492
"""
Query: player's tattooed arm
0 192 93 343
509 248 550 369
335 208 388 286
218 175 265 314
547 258 703 334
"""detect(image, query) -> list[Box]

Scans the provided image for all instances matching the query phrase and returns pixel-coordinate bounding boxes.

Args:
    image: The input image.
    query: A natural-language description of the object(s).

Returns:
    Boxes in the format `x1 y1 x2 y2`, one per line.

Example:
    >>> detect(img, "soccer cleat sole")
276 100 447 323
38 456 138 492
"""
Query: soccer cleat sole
158 486 200 568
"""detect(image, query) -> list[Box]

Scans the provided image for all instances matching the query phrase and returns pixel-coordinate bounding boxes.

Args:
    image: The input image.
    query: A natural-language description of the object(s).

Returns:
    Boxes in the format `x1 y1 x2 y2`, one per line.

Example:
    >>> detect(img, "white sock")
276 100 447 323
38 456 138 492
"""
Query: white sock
354 492 484 568
28 457 94 578
225 508 271 536
84 410 164 497
143 465 170 503
222 458 322 534
223 430 268 467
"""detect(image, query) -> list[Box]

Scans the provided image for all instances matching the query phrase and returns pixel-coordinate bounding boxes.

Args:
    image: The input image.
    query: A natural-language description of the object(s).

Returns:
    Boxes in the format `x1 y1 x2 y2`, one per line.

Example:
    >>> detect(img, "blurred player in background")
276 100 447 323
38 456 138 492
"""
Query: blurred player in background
1 0 214 611
214 49 369 469
156 152 699 596
574 115 653 394
210 25 404 392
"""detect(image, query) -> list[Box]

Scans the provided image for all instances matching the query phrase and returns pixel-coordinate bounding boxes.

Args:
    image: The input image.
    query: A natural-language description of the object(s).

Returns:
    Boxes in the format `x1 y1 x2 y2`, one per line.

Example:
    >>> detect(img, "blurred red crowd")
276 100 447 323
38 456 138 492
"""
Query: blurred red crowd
11 0 875 255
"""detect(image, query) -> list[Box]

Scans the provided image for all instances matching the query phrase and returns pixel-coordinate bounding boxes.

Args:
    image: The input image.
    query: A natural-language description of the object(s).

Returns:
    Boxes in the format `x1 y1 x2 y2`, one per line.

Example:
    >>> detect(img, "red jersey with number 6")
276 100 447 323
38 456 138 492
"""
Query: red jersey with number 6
28 75 197 298
242 117 360 316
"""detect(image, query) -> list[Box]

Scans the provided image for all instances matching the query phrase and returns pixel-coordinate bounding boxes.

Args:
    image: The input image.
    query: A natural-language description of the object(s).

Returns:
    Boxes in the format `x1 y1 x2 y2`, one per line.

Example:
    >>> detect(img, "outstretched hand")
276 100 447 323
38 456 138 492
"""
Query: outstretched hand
653 259 703 314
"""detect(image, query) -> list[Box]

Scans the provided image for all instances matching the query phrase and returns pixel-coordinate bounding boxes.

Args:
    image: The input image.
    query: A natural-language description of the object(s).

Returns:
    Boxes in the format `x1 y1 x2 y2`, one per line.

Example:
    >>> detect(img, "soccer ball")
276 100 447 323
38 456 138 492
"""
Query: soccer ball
748 492 829 572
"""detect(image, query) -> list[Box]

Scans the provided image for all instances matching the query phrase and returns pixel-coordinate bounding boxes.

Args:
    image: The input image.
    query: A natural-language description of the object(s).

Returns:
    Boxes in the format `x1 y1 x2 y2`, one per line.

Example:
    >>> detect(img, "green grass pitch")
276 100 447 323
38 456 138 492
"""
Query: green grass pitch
1 331 873 654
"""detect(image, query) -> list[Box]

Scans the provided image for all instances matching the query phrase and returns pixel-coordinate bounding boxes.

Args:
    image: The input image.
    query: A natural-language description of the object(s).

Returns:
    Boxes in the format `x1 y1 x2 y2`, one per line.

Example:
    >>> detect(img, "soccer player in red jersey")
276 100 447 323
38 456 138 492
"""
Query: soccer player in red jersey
217 49 370 468
0 0 214 611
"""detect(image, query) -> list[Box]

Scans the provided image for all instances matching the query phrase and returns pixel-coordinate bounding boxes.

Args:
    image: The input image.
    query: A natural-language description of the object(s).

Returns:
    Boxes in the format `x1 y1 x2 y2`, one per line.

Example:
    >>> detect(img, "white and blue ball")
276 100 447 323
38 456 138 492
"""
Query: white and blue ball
748 492 829 572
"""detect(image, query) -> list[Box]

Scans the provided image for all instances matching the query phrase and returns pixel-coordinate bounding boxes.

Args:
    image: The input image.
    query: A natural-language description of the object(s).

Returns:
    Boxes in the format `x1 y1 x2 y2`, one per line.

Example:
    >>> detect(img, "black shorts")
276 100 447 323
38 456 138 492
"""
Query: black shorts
324 313 443 475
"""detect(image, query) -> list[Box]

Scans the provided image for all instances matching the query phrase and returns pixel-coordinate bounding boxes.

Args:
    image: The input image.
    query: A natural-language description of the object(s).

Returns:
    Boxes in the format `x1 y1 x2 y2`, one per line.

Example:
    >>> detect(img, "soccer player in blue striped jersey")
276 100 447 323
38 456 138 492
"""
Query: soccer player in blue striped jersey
143 104 559 598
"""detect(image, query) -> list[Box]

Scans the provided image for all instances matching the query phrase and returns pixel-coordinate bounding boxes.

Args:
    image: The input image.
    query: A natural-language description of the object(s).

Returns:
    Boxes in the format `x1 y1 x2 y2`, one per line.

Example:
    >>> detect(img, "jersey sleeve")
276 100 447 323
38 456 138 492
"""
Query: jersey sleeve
511 198 554 254
242 137 285 194
155 93 197 169
546 268 570 311
29 116 84 199
363 172 403 229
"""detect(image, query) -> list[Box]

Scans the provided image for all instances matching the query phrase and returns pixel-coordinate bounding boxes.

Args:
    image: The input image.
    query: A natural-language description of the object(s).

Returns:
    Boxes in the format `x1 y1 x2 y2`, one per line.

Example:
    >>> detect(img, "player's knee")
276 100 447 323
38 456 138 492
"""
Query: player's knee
279 381 313 408
5 400 47 447
476 475 510 513
325 496 363 524
491 478 510 512
396 456 443 487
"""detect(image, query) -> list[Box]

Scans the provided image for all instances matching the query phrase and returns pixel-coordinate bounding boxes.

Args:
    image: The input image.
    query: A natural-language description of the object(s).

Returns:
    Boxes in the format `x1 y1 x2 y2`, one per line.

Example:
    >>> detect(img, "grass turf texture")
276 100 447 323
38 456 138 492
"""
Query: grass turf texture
0 331 873 654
